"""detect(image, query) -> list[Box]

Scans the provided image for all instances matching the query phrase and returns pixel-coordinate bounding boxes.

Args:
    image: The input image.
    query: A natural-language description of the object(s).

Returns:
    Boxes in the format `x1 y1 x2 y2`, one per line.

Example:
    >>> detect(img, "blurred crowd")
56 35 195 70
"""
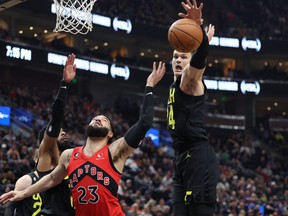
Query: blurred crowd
1 0 287 82
95 0 288 41
1 29 287 82
0 78 288 216
220 0 288 41
0 0 287 215
94 0 175 28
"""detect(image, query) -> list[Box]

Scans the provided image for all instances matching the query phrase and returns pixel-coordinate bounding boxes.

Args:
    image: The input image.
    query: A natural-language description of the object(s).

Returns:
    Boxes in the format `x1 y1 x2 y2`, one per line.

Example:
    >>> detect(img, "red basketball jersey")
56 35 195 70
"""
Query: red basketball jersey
67 145 124 216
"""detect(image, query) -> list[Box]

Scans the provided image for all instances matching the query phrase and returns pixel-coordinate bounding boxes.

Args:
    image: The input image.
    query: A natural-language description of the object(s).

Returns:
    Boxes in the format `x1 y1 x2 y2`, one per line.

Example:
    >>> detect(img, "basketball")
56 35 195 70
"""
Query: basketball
168 19 203 53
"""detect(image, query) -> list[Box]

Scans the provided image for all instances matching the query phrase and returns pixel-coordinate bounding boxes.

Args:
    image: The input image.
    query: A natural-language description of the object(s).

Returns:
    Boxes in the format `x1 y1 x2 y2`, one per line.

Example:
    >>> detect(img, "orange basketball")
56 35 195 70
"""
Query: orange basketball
168 19 203 53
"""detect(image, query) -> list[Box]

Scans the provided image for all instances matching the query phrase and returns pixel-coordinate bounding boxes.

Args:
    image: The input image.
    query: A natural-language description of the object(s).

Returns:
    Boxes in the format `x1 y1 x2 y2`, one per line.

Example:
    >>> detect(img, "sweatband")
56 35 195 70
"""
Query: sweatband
124 86 154 148
56 80 69 103
190 25 209 69
46 80 68 138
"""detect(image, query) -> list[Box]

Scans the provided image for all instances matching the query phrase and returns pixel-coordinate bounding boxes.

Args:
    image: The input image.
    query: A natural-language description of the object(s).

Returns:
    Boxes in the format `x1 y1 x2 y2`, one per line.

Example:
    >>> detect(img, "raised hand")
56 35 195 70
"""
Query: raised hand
205 24 215 42
63 53 76 83
178 0 203 26
146 61 166 87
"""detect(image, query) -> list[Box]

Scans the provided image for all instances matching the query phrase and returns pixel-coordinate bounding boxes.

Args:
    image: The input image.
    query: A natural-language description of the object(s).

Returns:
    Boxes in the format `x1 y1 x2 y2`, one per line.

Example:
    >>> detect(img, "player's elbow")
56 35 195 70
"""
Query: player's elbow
138 116 152 131
139 108 154 130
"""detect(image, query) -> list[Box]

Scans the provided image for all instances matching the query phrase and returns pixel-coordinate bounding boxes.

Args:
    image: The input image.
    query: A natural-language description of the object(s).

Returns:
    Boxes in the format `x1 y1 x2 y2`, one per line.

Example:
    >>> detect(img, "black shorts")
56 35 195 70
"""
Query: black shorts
172 141 219 205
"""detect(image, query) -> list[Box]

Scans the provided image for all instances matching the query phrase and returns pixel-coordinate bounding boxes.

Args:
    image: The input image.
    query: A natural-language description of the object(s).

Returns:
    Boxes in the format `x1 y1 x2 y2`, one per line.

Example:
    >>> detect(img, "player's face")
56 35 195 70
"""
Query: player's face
89 115 112 130
57 129 72 151
57 129 68 143
172 50 192 78
86 115 112 139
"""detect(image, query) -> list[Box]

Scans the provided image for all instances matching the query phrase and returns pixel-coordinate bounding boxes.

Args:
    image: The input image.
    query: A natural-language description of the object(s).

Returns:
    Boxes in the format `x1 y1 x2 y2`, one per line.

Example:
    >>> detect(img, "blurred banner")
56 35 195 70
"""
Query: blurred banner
12 108 33 128
145 128 160 146
0 106 11 126
0 39 287 96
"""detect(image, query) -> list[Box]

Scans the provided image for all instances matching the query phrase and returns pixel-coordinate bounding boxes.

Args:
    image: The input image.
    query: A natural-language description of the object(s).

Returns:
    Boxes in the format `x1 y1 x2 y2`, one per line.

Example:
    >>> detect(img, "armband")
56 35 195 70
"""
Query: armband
46 80 68 137
190 25 209 69
124 86 154 148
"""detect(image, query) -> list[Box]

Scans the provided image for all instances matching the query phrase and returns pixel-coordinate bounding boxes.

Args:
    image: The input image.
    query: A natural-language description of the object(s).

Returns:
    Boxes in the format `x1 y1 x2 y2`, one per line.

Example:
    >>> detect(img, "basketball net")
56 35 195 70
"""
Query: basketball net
53 0 97 35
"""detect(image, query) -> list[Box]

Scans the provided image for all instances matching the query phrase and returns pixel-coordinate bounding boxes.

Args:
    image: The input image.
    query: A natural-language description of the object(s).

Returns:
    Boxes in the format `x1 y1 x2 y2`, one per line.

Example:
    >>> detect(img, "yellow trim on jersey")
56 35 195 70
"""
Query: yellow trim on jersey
184 191 193 202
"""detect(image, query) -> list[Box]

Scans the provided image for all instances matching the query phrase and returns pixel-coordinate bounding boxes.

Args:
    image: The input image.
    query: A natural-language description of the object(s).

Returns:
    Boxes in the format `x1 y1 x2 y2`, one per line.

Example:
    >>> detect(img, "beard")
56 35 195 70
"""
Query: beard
86 125 109 139
57 139 72 152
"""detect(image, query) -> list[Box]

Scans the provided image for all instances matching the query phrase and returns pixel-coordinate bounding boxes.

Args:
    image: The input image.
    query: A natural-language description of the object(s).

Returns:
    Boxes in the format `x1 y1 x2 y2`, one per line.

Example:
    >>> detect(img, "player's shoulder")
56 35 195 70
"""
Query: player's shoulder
60 148 76 163
109 137 125 149
15 173 33 191
62 148 74 157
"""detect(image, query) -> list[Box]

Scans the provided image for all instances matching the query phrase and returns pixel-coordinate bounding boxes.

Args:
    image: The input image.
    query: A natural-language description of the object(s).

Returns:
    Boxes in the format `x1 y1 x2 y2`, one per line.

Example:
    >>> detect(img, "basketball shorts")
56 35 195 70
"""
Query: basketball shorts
172 141 219 205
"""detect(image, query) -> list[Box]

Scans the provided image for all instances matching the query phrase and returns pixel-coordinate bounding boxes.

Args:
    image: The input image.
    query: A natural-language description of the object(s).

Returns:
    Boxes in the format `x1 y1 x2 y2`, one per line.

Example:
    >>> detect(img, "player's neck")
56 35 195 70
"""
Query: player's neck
84 138 107 156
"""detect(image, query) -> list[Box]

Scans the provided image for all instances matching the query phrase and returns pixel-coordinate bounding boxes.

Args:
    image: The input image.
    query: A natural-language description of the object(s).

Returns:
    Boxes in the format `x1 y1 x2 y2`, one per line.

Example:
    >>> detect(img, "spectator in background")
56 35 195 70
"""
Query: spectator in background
6 143 21 163
3 130 16 147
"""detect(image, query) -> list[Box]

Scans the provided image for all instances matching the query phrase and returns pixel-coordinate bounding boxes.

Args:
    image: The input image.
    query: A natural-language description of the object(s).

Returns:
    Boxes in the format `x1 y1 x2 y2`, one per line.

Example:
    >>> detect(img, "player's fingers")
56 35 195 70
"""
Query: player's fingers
181 2 190 10
210 25 215 34
155 62 161 76
161 63 166 75
71 53 75 63
207 24 212 31
178 13 186 18
152 62 157 72
157 61 163 70
158 62 165 75
0 194 8 204
191 0 197 8
64 59 69 68
9 197 16 202
68 54 73 63
158 63 162 75
186 0 193 7
161 62 166 73
198 2 203 10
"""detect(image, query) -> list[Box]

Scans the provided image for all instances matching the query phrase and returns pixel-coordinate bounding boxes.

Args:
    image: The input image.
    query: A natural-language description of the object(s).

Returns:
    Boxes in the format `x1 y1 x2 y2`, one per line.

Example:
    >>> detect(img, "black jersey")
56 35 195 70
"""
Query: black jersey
39 170 74 216
14 171 42 216
167 77 208 153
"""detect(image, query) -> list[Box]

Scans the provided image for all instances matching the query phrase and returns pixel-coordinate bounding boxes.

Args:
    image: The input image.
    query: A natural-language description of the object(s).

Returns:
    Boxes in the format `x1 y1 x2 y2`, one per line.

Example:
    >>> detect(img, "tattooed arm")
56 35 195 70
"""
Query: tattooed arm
0 149 72 204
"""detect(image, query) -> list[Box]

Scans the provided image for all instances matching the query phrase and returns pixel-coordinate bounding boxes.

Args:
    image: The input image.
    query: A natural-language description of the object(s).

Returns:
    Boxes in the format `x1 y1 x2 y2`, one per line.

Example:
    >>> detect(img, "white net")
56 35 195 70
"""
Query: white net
53 0 97 35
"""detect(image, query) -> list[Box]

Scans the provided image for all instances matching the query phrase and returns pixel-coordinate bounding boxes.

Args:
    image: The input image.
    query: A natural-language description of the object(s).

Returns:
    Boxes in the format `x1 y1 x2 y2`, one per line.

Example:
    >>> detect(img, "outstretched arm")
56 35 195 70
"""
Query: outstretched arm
0 149 71 205
37 54 76 171
180 24 215 96
123 61 166 148
178 0 215 95
110 61 166 172
123 61 166 150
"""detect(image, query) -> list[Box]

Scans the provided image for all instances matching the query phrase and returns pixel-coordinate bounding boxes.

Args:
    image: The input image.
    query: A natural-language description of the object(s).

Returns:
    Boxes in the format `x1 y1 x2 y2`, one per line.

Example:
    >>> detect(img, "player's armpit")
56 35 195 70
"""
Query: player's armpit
109 137 135 172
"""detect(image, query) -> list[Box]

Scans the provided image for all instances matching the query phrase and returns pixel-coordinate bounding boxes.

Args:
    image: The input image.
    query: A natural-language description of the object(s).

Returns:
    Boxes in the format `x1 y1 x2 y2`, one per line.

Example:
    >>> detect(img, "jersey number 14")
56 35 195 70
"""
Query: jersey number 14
167 88 175 130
